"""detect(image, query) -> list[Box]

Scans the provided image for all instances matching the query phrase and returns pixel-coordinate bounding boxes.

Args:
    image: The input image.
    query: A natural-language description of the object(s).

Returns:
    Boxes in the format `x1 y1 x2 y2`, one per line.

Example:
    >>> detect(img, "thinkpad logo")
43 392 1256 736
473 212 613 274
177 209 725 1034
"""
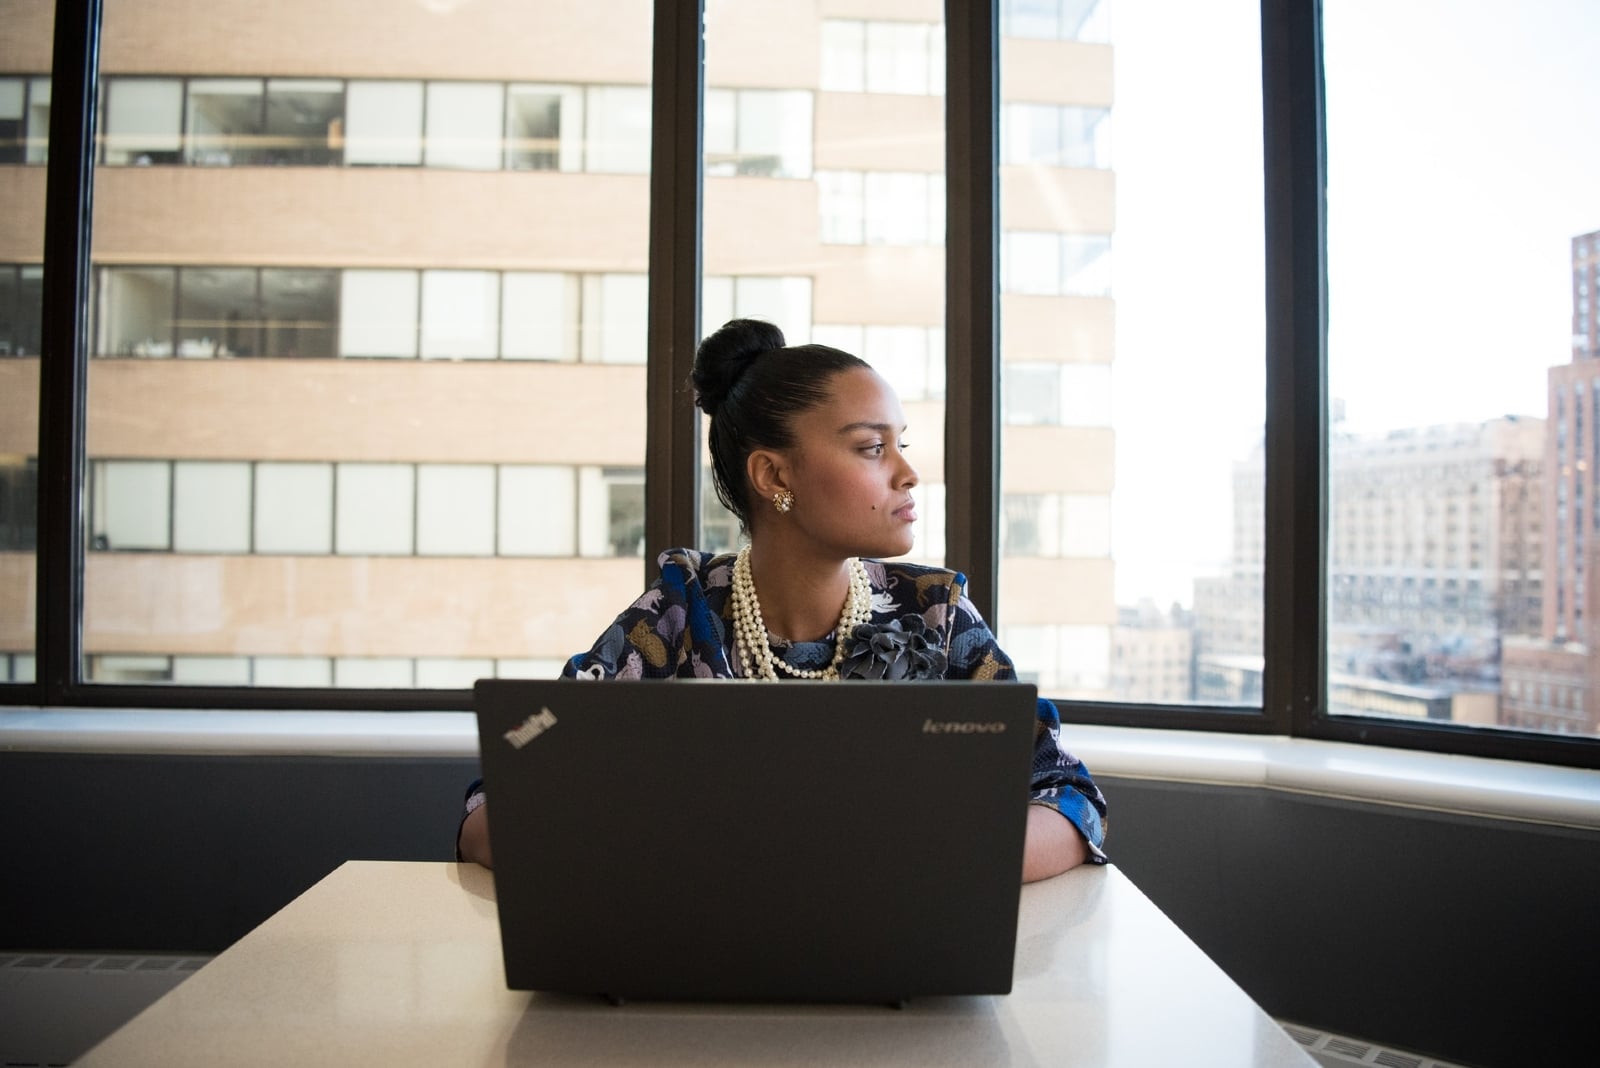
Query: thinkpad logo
922 719 1007 734
504 707 558 749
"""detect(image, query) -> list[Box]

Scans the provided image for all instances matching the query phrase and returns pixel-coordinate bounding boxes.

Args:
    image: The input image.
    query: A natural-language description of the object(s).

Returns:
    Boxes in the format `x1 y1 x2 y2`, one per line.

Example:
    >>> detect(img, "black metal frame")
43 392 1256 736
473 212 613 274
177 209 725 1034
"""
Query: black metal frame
944 0 1002 627
8 0 1597 769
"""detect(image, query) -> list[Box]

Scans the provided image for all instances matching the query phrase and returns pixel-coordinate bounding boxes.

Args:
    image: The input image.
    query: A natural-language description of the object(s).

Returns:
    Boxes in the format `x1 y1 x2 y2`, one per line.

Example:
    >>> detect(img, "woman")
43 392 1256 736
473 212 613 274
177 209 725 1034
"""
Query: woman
459 319 1106 881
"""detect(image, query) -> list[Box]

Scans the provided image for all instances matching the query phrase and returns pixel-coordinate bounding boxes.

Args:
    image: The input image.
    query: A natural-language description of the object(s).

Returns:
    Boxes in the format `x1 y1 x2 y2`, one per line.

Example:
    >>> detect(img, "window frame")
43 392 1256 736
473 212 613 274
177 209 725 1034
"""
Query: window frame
16 0 1598 769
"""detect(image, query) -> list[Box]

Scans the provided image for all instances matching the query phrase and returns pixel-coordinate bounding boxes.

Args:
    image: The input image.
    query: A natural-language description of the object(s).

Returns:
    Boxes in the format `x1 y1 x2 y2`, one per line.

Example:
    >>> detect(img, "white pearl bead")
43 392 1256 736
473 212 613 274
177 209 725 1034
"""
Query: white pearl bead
730 546 870 681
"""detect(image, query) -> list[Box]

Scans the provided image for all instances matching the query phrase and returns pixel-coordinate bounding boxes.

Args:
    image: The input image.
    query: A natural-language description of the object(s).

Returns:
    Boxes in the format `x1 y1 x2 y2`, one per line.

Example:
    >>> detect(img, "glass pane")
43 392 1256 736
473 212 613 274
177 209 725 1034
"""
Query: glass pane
1000 1 1265 702
0 9 50 682
700 1 947 572
1326 0 1600 737
85 0 651 687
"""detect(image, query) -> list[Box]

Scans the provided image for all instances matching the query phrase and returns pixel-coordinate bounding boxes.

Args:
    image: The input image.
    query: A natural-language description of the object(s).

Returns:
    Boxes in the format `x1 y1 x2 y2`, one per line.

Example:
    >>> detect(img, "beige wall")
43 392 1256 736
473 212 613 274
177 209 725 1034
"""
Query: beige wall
101 0 653 84
1002 295 1114 363
815 94 944 173
0 0 53 69
94 170 651 271
0 169 45 262
84 360 647 465
1000 557 1116 625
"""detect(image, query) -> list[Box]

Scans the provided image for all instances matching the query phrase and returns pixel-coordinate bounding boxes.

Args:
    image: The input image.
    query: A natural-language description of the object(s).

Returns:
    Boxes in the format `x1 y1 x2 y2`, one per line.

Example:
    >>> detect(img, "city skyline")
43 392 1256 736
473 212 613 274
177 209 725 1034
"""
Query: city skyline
1107 0 1599 610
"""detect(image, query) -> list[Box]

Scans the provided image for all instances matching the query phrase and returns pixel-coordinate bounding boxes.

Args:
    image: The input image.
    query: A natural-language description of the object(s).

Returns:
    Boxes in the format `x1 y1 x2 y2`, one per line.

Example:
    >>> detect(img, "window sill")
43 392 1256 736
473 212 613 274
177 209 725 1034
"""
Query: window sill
2 708 1597 831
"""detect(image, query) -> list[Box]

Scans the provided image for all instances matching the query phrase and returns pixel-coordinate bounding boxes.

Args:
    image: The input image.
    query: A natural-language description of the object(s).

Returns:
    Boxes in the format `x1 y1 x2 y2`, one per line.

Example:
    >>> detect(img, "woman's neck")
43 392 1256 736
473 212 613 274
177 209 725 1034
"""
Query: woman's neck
745 540 854 643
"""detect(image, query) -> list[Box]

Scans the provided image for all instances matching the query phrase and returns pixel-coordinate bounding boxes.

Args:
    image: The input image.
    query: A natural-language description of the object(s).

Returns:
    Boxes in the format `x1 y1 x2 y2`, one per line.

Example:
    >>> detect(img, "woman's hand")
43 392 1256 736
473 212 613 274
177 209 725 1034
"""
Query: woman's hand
458 802 493 869
1021 803 1087 882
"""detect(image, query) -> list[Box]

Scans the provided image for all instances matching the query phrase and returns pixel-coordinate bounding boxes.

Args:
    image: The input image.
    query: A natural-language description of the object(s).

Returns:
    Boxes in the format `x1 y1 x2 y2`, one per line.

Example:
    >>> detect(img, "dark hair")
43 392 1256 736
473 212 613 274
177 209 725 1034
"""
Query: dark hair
691 318 870 531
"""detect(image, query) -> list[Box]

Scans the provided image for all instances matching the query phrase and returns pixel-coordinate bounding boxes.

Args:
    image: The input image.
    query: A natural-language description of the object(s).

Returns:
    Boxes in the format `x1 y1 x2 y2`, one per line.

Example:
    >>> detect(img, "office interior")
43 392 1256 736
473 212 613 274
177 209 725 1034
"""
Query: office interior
2 2 1598 1067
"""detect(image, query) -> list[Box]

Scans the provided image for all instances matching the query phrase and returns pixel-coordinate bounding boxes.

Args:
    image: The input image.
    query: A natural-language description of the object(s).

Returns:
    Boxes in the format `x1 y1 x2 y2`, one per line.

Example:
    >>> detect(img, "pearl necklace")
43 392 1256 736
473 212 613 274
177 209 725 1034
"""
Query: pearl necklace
730 545 873 681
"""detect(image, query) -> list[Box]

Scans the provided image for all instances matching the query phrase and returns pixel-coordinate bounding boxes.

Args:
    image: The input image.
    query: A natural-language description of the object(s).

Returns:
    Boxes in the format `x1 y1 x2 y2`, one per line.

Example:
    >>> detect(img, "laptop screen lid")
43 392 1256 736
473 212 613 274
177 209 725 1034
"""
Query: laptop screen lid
473 678 1038 1004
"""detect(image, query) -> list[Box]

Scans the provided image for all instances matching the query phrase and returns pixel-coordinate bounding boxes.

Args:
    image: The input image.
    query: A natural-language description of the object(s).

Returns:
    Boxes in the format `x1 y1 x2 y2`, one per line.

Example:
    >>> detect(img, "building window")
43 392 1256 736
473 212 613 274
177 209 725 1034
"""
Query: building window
0 264 44 356
335 463 415 555
1001 0 1110 43
1003 362 1113 427
579 466 646 558
416 464 496 556
499 466 578 556
184 79 266 166
0 458 37 551
1004 493 1112 557
501 272 581 360
705 89 813 178
0 76 51 164
254 463 334 554
584 85 651 173
345 80 425 166
812 323 945 402
817 171 944 246
1002 232 1113 296
173 462 252 553
702 276 813 342
90 461 171 551
506 84 583 171
820 20 945 96
102 78 183 164
1002 103 1112 168
421 270 500 360
340 270 419 358
423 81 504 171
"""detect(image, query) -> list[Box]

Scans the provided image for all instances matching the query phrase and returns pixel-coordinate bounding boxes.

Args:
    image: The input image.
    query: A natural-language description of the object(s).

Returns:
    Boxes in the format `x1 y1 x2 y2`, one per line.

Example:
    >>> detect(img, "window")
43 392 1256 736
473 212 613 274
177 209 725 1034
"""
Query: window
817 171 944 246
0 265 44 357
340 270 419 358
705 89 812 178
1326 0 1598 739
1002 103 1111 168
173 462 251 553
254 463 334 554
501 273 580 360
585 86 650 173
1001 0 1110 43
1002 232 1112 296
821 20 945 96
102 78 182 164
184 79 264 165
345 81 424 165
423 82 504 170
505 84 582 172
421 270 500 360
13 0 1595 769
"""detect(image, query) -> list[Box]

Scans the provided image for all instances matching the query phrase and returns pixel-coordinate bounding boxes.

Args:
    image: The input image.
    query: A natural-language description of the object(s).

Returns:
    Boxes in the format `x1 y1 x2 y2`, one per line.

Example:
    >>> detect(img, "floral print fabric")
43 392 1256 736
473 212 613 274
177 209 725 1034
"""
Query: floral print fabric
558 549 1107 861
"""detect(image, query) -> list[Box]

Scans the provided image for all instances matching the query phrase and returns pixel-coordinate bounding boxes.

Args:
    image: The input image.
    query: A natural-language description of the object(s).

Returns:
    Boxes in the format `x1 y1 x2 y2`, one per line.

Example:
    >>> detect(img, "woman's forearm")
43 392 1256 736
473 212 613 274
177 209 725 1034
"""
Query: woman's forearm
1021 803 1087 882
458 802 493 869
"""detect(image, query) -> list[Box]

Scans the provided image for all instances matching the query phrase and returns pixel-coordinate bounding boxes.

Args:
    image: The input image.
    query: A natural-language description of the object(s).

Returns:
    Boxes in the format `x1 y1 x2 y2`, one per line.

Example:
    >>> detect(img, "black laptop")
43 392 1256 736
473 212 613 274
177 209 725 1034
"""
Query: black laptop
472 677 1038 1004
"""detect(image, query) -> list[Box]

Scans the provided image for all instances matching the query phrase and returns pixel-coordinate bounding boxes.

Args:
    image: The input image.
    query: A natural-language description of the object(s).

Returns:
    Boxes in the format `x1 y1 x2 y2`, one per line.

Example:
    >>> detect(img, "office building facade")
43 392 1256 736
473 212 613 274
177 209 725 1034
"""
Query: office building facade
0 0 1117 693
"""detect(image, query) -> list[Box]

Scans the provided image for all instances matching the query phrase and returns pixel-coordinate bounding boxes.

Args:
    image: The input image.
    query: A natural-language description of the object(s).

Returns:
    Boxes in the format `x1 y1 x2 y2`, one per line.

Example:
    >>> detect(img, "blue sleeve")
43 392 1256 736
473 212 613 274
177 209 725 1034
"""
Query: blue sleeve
1030 698 1108 863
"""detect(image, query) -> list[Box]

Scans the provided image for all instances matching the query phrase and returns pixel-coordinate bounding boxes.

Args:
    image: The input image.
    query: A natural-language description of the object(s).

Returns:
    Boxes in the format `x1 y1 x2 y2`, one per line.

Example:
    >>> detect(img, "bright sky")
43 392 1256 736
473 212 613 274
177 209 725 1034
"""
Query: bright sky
1104 0 1600 609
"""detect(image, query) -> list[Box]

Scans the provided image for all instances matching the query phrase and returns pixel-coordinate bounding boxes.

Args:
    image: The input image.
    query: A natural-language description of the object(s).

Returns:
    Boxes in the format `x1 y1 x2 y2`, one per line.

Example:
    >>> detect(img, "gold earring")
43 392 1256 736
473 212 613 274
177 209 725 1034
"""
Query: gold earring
772 489 794 514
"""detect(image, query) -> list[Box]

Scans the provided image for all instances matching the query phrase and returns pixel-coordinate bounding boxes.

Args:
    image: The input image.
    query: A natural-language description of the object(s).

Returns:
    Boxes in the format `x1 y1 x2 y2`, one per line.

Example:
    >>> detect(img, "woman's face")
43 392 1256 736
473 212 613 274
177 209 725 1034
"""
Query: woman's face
780 367 920 560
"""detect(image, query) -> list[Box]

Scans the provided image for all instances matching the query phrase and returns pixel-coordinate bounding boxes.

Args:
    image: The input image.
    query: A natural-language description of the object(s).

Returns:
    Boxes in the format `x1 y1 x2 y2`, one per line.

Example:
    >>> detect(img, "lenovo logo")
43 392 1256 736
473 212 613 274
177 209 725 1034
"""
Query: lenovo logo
504 707 558 749
922 718 1007 735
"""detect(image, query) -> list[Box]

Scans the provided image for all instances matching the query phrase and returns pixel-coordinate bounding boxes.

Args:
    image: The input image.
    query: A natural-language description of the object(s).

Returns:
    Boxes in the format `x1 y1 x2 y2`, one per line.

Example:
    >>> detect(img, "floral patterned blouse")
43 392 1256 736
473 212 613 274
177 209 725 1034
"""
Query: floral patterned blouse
463 549 1107 862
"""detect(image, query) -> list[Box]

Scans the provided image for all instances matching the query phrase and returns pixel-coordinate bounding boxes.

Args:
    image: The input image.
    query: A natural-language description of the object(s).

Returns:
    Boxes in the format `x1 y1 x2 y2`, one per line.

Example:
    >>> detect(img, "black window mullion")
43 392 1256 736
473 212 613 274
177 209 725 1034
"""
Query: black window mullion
944 0 1001 626
644 0 704 579
1259 0 1328 737
36 0 102 702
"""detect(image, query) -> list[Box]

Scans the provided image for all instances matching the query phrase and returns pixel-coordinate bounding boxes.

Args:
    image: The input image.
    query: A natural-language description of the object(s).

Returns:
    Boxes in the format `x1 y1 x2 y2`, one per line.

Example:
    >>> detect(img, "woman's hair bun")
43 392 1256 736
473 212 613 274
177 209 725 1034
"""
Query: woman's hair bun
692 318 787 415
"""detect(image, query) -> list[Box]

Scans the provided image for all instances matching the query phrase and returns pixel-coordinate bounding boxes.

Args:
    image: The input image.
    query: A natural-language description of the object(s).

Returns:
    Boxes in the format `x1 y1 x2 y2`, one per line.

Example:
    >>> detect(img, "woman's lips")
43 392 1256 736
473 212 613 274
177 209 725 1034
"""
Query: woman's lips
893 501 918 522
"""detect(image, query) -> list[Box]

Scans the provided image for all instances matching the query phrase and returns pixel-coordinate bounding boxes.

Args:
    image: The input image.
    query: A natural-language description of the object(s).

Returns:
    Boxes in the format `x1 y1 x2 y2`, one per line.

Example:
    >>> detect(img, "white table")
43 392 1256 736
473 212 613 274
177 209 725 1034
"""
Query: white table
78 861 1315 1066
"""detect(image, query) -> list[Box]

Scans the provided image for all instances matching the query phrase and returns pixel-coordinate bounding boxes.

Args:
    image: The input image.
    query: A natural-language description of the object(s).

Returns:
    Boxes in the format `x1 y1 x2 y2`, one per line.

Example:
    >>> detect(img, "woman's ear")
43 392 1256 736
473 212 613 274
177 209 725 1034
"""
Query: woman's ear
746 449 789 502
